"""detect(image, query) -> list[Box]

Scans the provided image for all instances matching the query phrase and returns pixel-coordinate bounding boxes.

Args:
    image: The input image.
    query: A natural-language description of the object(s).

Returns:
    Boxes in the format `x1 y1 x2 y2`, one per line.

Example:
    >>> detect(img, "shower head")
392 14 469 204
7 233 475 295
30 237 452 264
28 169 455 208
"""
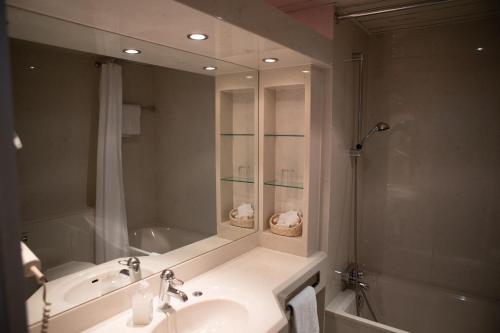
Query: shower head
375 122 390 131
355 122 390 150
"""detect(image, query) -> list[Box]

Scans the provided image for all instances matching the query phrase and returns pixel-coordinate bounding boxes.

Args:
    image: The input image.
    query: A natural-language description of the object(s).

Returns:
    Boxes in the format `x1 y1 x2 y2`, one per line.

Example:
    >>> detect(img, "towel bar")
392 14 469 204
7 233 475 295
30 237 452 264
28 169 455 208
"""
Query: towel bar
284 271 320 320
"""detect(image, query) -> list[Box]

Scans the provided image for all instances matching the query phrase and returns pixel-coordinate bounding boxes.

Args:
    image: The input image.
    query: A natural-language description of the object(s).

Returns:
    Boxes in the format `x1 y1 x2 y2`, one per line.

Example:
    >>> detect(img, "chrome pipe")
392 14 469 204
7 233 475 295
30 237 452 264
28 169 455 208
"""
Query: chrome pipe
355 54 364 145
336 0 454 20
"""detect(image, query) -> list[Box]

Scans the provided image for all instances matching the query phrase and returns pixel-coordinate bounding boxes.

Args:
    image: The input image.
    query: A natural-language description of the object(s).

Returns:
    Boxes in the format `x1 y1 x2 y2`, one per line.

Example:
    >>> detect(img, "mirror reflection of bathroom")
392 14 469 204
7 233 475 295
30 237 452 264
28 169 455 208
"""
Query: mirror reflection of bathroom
8 7 258 323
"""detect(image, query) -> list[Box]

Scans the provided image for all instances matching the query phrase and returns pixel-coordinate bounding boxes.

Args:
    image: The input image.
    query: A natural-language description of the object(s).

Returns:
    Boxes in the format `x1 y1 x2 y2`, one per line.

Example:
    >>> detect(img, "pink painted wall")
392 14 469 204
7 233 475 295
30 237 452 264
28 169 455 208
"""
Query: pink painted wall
265 0 333 39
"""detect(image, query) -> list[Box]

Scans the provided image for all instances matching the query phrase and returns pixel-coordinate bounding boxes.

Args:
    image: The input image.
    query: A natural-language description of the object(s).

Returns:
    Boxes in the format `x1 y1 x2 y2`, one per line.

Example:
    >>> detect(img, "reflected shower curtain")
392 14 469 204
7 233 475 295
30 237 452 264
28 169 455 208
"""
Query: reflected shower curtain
95 63 129 264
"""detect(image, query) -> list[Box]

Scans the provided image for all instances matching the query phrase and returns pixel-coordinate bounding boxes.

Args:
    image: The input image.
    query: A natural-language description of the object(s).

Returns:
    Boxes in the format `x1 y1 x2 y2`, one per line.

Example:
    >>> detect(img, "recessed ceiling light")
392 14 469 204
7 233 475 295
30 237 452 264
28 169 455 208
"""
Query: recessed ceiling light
263 58 278 63
187 33 208 41
28 65 37 70
302 70 310 73
123 49 141 55
203 66 217 71
475 47 484 51
245 75 253 79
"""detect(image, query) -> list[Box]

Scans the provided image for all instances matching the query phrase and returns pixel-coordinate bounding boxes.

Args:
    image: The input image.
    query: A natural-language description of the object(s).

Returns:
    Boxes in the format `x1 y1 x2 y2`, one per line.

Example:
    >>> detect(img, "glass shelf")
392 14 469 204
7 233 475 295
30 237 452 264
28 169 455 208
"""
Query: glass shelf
221 177 254 184
264 180 303 189
264 134 304 137
221 133 254 136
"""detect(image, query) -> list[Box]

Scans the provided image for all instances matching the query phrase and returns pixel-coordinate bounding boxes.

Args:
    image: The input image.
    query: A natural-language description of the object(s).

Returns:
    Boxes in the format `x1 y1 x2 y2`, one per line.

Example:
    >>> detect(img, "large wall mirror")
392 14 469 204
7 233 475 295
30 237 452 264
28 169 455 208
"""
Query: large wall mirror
7 7 258 324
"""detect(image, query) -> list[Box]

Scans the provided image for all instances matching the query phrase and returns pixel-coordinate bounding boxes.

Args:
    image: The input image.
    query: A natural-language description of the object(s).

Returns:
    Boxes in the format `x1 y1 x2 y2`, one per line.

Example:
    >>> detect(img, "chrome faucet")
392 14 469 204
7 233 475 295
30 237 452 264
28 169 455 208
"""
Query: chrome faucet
158 269 188 309
118 257 142 282
335 263 378 322
335 263 369 291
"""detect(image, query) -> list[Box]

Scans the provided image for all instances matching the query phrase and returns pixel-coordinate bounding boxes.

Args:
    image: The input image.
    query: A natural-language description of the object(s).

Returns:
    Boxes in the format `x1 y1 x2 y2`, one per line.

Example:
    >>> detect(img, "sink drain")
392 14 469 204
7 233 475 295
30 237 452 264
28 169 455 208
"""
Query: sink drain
192 291 203 297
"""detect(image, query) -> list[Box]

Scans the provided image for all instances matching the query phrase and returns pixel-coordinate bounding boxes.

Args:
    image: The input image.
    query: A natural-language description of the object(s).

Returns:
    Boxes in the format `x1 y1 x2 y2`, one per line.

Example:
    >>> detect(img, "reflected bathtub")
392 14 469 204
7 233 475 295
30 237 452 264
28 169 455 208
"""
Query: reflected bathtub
326 274 500 333
128 226 210 255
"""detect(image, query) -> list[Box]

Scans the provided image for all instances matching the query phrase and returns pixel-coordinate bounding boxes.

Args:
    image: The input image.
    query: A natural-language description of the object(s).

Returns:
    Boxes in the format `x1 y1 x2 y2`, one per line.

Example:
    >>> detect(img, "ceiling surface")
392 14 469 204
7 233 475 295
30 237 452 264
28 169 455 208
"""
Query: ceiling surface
267 0 500 34
7 7 252 76
7 0 329 72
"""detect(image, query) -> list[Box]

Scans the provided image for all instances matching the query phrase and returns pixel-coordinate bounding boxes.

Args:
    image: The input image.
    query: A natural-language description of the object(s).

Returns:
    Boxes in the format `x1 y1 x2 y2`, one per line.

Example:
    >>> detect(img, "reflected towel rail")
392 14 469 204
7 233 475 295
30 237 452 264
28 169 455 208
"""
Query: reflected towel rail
123 103 156 112
140 105 156 112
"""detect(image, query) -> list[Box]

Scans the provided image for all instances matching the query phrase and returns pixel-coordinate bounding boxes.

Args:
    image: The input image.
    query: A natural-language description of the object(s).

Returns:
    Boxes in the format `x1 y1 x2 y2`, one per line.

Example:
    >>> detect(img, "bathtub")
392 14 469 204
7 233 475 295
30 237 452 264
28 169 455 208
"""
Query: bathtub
325 274 500 333
128 226 210 255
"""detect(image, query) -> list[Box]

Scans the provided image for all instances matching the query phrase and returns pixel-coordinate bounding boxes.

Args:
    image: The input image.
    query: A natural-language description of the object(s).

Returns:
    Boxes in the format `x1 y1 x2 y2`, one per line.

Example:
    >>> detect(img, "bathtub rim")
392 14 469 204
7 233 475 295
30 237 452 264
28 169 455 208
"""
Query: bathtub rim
128 225 213 255
326 290 409 333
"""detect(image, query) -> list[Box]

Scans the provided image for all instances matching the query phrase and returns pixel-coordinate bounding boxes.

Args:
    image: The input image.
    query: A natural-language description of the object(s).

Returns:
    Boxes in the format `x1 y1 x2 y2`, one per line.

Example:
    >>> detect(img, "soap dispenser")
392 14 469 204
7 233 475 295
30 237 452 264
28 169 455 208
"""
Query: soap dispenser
132 281 153 325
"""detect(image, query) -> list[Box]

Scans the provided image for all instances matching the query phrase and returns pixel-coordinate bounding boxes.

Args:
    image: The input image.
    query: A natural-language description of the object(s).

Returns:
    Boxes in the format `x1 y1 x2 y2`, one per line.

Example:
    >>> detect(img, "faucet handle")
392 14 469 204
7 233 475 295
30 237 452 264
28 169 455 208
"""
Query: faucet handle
160 269 184 285
171 278 184 287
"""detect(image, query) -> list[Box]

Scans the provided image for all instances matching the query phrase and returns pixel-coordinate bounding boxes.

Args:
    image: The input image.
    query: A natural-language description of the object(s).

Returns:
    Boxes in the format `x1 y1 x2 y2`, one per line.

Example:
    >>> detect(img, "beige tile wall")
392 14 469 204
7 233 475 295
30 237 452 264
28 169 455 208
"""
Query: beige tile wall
11 39 100 222
154 67 217 235
360 18 500 299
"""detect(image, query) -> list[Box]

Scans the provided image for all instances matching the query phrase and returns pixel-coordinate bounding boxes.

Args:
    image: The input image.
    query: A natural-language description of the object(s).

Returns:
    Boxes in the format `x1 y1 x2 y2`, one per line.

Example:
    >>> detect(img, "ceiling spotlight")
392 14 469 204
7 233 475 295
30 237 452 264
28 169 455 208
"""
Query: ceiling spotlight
203 66 217 71
245 75 253 79
28 65 37 70
188 33 208 41
475 47 484 52
263 58 278 63
302 70 310 73
123 49 141 55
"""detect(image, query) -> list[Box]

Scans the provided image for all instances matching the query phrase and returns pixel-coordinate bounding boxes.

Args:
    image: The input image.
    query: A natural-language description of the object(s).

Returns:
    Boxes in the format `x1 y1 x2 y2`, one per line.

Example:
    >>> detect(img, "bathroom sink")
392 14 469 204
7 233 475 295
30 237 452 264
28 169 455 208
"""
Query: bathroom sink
152 300 249 333
64 268 154 304
27 258 159 325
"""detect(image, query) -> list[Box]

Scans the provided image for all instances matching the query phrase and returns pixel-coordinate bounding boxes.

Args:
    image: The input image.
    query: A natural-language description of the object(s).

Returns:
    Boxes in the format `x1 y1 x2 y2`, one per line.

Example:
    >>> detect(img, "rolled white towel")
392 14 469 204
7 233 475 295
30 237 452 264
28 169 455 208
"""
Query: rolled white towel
237 203 254 218
277 210 300 227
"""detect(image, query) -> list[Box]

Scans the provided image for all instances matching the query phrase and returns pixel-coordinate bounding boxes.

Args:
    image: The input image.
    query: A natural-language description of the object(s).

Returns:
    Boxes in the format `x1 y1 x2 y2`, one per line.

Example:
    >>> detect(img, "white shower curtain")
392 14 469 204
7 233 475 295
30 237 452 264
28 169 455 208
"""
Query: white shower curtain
95 63 129 264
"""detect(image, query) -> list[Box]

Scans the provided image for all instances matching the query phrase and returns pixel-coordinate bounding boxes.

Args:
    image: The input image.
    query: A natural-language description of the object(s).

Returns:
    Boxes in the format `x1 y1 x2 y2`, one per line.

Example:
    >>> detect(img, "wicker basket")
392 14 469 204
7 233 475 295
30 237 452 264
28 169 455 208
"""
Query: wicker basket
229 208 254 229
269 212 303 237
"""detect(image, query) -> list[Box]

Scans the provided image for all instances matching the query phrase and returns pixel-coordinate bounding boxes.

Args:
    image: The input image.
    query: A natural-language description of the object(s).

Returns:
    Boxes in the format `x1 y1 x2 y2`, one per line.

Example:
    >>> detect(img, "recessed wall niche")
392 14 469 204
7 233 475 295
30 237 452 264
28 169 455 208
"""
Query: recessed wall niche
216 74 259 239
259 65 324 256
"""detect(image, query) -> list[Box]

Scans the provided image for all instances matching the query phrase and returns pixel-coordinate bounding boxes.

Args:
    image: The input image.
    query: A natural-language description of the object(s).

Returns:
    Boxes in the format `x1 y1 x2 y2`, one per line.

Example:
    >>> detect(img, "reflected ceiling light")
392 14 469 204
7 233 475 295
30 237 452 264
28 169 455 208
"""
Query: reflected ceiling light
263 57 278 63
475 47 484 51
245 75 253 79
123 48 141 54
28 65 37 70
203 66 217 71
187 33 208 41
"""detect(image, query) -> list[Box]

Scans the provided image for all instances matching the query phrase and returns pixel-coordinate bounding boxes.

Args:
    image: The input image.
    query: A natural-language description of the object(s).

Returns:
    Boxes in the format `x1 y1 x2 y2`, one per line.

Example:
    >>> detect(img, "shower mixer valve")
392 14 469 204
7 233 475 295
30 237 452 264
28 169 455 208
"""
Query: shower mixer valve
336 264 369 291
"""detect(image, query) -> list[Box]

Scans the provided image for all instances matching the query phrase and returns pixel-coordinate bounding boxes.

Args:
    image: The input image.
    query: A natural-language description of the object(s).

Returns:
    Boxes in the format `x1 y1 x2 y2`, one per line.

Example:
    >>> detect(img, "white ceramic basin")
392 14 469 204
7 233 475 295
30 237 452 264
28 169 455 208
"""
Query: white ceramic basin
27 258 157 326
64 268 153 304
152 300 248 333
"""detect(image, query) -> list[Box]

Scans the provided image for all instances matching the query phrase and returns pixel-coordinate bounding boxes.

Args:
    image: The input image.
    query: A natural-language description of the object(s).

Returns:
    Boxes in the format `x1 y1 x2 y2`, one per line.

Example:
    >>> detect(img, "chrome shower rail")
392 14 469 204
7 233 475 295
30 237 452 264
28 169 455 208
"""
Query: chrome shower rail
335 0 454 20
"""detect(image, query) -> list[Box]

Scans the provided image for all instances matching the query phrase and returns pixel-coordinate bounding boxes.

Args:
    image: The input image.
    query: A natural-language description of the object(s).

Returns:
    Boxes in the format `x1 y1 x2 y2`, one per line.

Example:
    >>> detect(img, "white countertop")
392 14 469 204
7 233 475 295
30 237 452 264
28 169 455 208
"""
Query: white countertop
26 235 233 325
84 247 327 333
